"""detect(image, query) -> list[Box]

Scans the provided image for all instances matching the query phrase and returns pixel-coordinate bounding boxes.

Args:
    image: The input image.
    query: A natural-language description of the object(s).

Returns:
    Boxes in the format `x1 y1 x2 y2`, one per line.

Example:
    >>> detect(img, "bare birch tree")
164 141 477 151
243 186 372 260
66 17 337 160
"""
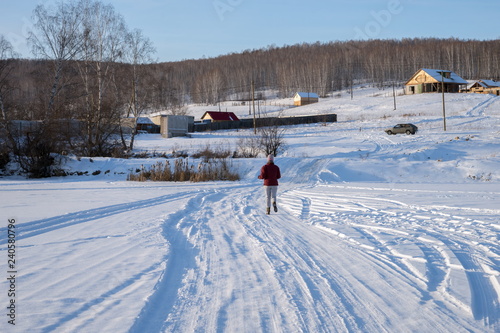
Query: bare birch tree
28 1 83 118
121 28 156 151
76 0 127 156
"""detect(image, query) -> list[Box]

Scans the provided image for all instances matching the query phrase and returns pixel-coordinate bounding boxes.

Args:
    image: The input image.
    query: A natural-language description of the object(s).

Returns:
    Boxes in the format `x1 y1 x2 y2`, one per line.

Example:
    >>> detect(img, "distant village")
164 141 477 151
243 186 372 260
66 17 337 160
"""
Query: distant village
138 68 500 139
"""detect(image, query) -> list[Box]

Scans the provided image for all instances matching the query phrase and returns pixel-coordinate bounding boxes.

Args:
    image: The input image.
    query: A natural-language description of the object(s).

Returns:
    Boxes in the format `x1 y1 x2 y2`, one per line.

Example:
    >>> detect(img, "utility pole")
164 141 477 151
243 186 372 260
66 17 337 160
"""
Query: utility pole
393 81 397 110
441 72 447 131
350 76 353 100
248 83 252 115
252 80 256 134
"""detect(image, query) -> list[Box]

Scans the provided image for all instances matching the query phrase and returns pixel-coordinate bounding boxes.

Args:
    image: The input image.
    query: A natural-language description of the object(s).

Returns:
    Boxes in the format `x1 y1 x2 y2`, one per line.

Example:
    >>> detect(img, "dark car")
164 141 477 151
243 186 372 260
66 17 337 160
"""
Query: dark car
385 123 418 135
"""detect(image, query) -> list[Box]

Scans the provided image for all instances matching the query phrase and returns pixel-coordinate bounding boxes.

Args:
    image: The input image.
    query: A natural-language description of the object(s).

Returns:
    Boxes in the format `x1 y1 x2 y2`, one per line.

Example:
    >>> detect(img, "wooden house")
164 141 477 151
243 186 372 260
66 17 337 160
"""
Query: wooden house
469 80 500 95
294 92 319 106
201 111 240 123
405 69 467 94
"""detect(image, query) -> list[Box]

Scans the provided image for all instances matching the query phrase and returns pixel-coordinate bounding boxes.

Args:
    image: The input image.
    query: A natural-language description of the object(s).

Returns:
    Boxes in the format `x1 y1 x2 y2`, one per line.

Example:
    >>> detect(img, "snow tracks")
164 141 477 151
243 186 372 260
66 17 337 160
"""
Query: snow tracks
129 181 499 332
281 184 500 333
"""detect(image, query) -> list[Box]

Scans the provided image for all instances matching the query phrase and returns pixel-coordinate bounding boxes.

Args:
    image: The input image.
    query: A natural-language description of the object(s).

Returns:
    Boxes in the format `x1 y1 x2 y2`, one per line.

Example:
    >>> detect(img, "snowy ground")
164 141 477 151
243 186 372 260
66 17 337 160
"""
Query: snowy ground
1 88 499 332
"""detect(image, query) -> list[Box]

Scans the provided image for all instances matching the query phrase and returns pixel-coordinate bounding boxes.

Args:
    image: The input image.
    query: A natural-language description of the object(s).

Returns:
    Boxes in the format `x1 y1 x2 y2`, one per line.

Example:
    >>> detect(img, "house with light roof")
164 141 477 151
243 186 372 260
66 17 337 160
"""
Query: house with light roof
469 79 500 95
405 69 468 94
293 92 319 106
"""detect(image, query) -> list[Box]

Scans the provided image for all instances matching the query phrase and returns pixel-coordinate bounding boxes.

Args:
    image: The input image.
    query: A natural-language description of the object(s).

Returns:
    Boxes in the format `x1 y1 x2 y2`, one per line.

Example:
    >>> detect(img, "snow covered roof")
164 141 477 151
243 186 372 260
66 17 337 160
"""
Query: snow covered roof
295 92 319 99
476 79 500 88
420 68 468 84
136 117 156 125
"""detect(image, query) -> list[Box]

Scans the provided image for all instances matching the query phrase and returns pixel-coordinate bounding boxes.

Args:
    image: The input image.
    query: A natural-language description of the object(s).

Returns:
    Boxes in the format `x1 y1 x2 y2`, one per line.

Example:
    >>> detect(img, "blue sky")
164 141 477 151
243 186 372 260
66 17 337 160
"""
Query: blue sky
2 0 499 62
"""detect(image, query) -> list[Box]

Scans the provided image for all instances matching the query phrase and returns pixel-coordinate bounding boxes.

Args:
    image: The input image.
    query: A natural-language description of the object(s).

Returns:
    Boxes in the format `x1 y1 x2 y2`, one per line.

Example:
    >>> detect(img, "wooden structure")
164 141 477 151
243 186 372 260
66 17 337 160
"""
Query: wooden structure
405 69 467 94
469 80 500 95
136 117 160 133
160 115 194 138
293 92 319 106
201 111 240 122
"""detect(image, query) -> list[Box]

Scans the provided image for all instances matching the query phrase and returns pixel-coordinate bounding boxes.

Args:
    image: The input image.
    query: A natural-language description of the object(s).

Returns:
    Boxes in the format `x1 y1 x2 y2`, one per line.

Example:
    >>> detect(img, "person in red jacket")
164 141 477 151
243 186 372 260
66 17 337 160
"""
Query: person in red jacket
258 154 281 215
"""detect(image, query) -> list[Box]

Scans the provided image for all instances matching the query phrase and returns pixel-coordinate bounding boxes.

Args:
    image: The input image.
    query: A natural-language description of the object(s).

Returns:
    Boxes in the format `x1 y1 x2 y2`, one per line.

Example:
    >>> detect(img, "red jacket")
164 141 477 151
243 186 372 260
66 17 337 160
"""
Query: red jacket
258 163 281 186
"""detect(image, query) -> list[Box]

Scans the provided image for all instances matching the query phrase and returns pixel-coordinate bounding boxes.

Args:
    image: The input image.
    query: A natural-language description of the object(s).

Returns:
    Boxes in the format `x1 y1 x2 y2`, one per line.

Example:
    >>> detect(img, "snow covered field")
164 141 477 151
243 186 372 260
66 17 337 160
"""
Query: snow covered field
1 88 499 332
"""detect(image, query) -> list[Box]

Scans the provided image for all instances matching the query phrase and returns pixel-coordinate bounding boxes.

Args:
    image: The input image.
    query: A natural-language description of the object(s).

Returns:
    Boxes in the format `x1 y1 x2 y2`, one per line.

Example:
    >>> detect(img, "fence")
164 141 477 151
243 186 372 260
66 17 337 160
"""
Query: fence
191 113 337 132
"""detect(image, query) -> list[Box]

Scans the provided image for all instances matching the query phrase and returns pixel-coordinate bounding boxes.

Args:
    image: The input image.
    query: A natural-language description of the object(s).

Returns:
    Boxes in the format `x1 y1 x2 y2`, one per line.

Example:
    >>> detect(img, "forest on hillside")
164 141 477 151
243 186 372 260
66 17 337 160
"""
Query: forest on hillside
154 38 500 104
4 38 500 116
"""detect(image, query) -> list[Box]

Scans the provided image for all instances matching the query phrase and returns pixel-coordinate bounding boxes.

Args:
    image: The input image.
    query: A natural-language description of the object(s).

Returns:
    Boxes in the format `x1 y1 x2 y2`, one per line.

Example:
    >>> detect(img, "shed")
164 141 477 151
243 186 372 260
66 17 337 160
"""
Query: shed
469 80 500 95
153 115 194 138
201 111 240 122
405 69 467 94
294 92 319 106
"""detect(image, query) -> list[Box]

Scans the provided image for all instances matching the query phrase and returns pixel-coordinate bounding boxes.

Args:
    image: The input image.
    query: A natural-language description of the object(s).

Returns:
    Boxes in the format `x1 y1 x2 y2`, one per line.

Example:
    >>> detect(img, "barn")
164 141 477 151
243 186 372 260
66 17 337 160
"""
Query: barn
294 92 319 106
405 69 467 94
201 111 240 122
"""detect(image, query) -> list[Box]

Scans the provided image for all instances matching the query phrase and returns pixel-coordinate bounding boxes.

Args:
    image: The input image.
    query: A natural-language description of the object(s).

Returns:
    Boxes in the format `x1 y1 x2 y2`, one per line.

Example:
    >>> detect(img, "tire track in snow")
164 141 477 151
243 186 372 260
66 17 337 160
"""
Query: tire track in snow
120 181 499 333
300 197 311 220
415 242 448 295
280 186 499 332
430 237 500 329
19 190 198 333
130 183 389 332
198 187 309 332
240 186 425 332
466 95 498 117
129 190 211 333
41 263 162 333
239 196 367 332
0 191 195 244
130 184 294 332
452 94 499 128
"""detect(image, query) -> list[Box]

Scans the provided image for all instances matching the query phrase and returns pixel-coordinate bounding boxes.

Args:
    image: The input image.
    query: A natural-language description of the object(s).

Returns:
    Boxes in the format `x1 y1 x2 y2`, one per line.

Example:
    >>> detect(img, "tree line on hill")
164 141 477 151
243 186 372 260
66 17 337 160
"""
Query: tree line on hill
157 38 500 104
4 38 500 121
5 38 500 116
1 0 499 177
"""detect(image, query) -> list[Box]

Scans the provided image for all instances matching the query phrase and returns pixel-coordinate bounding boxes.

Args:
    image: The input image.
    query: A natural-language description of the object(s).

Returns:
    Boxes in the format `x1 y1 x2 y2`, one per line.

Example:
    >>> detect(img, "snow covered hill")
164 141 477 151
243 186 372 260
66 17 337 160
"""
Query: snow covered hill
1 88 499 332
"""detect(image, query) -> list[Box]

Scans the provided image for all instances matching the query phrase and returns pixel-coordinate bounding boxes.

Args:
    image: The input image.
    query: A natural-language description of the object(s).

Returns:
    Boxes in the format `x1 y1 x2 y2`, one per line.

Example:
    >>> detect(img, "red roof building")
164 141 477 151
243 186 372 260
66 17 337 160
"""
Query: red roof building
201 111 240 122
